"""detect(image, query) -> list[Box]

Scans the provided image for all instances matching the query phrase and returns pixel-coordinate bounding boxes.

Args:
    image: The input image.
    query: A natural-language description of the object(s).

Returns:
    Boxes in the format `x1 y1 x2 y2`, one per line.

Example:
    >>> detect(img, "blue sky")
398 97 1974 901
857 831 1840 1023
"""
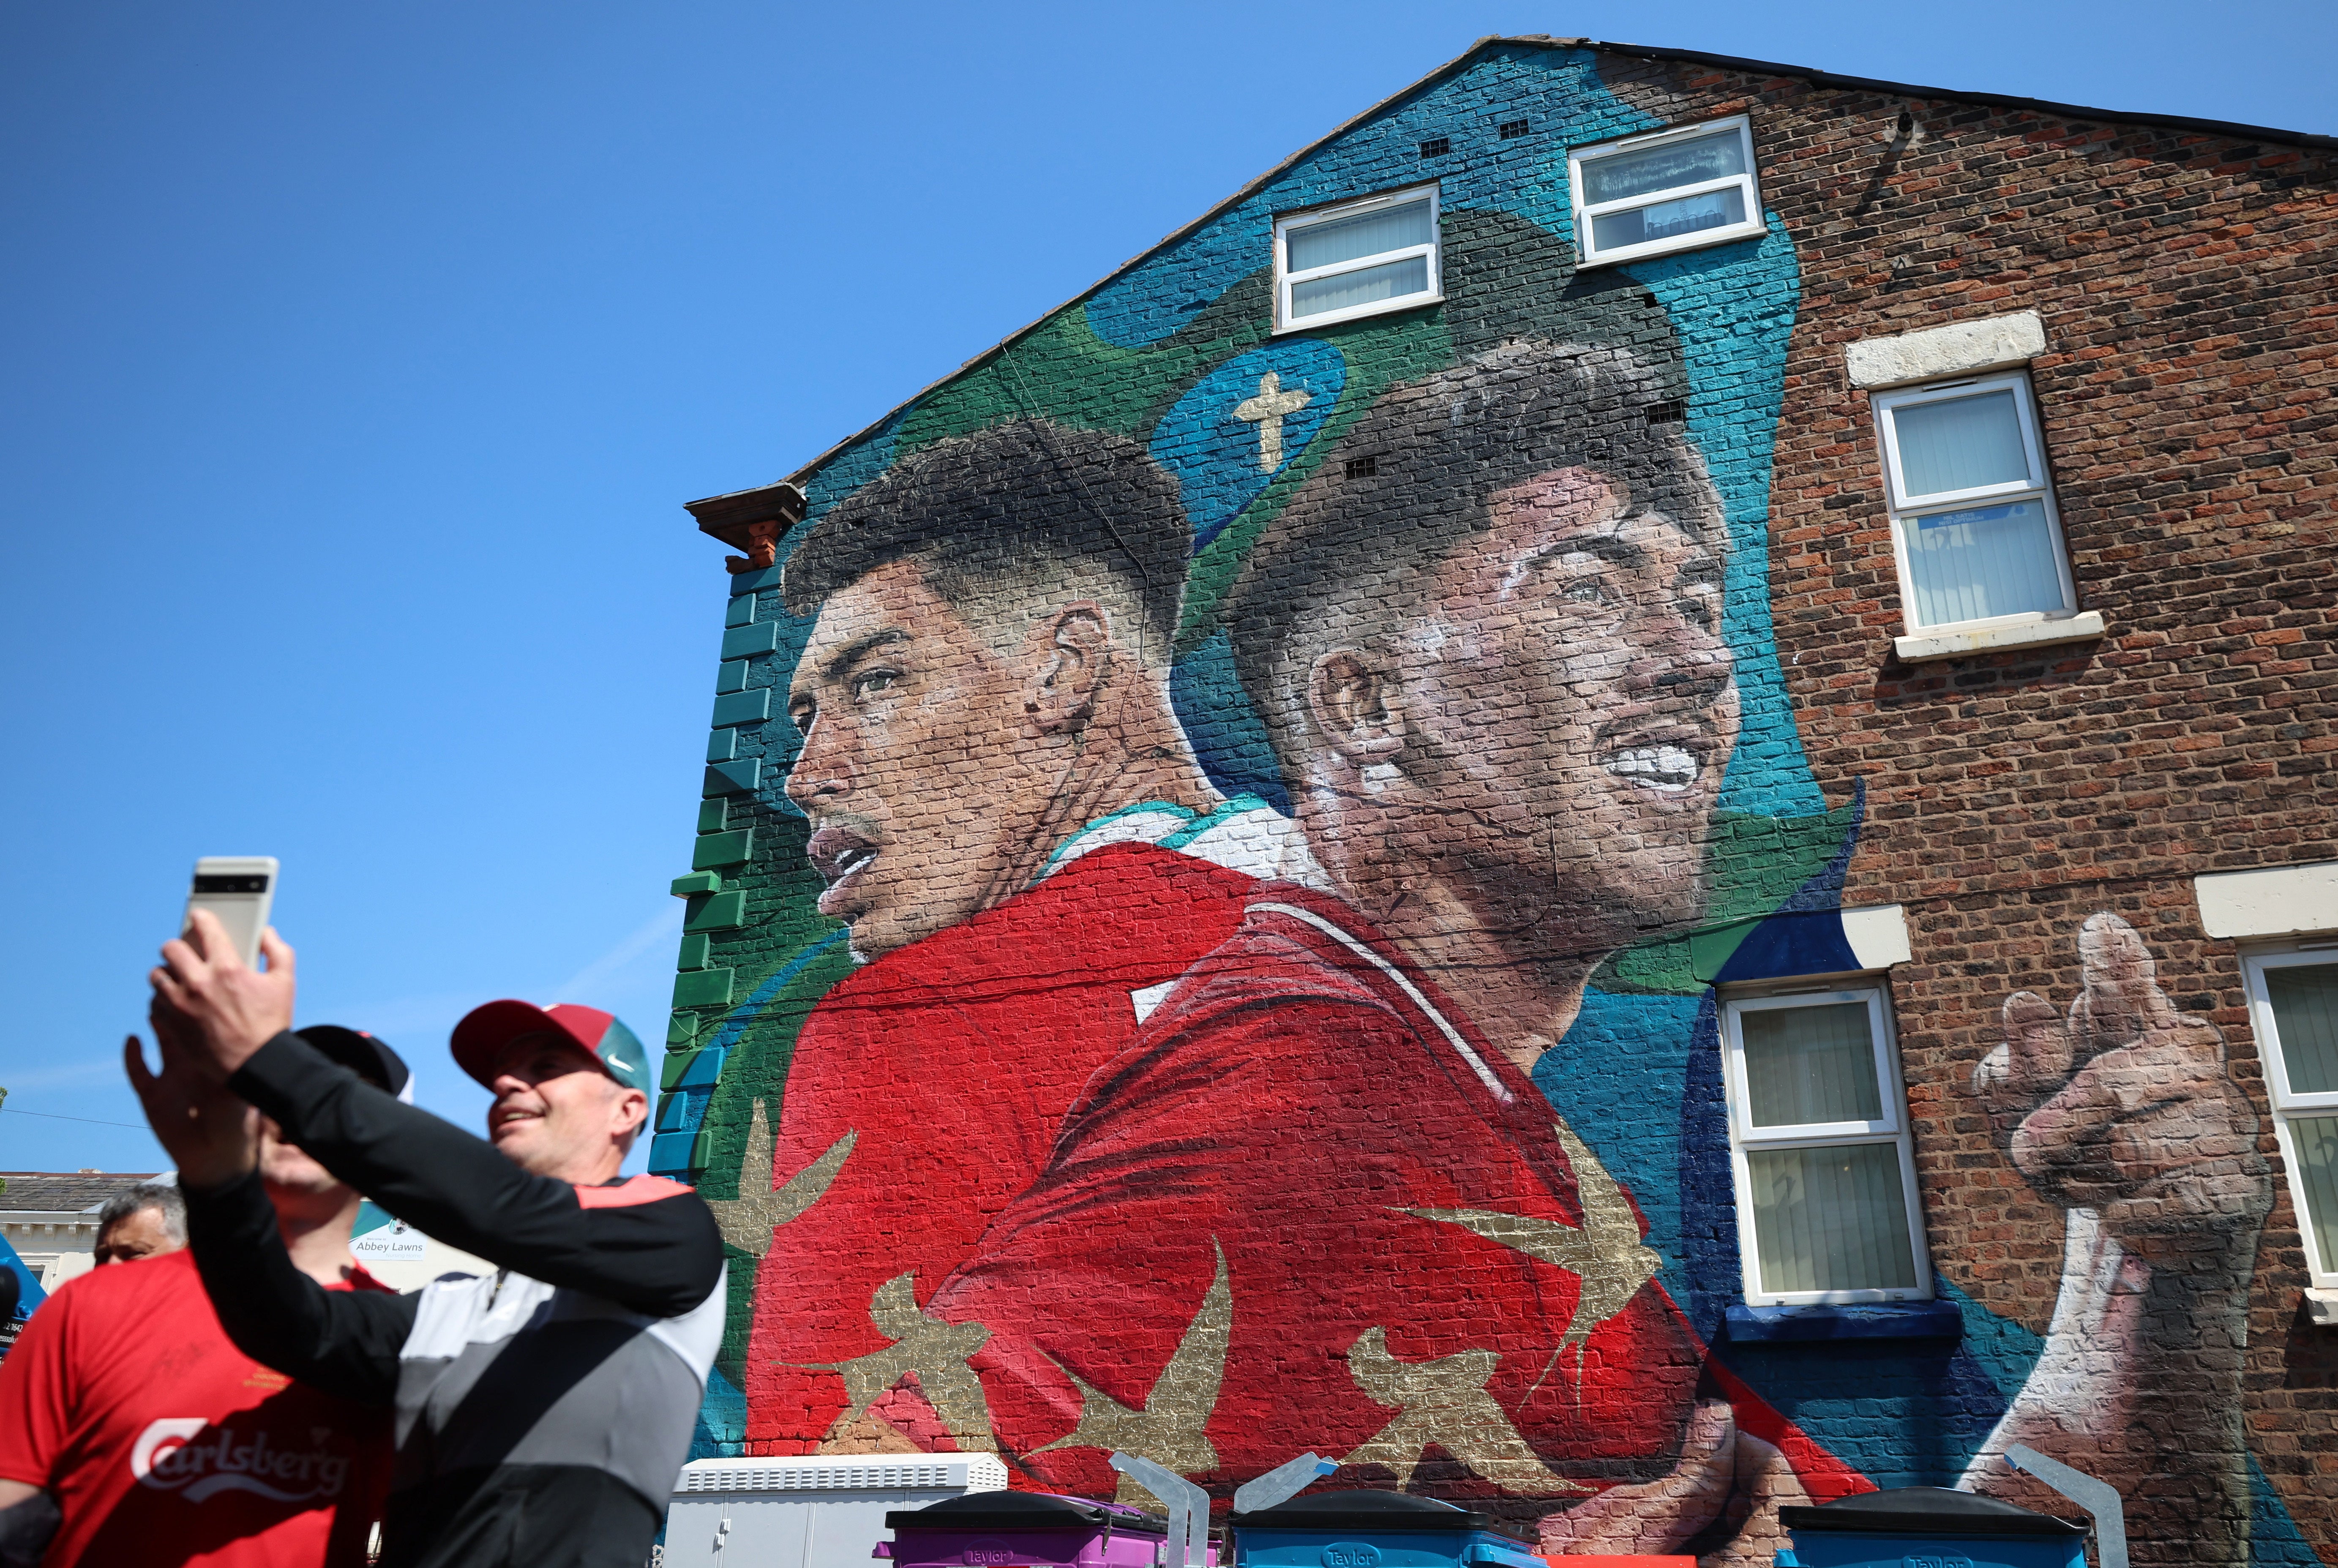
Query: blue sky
2 0 2330 1174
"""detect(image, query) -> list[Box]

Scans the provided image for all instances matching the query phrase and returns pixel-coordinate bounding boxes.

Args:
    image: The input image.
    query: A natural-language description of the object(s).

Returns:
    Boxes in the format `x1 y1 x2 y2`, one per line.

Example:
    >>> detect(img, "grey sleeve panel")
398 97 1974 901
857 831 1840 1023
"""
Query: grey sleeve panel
394 1265 726 1507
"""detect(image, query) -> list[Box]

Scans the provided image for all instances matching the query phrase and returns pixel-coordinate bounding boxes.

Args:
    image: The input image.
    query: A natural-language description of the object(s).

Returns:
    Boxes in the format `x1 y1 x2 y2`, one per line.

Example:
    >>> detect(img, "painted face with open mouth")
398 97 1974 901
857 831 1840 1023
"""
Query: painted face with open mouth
783 558 1054 962
806 821 884 919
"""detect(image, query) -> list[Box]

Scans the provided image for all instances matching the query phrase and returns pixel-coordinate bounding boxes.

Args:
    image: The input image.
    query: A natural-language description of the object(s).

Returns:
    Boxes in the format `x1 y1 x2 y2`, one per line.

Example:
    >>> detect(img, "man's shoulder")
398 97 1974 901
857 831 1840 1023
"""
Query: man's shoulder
38 1249 221 1344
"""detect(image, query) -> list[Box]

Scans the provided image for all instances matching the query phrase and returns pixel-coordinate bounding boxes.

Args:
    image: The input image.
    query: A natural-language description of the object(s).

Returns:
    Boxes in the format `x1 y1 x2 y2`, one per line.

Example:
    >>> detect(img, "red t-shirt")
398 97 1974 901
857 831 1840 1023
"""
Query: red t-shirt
0 1247 395 1568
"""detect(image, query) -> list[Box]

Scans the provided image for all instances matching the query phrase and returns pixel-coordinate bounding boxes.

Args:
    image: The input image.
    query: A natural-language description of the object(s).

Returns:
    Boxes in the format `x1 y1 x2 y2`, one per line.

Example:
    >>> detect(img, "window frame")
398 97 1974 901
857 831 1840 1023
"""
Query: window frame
1870 371 2081 636
2243 942 2338 1288
1271 183 1444 335
1719 985 1934 1306
1568 114 1767 269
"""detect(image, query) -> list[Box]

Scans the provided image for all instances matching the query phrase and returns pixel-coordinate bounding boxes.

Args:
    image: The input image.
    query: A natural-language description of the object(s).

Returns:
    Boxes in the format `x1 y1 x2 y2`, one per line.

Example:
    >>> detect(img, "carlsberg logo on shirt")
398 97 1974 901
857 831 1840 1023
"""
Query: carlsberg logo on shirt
131 1418 352 1503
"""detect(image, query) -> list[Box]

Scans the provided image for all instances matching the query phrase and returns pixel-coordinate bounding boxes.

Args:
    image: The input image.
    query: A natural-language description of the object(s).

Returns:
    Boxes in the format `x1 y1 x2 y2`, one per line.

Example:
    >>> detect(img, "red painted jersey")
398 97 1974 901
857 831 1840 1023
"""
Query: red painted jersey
745 840 1262 1452
922 884 1861 1511
0 1247 395 1568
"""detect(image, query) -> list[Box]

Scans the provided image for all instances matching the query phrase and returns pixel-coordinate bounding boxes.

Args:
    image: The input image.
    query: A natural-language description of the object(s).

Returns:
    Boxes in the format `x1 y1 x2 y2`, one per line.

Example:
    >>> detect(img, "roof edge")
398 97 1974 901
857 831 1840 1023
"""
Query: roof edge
1587 38 2336 153
717 33 2330 512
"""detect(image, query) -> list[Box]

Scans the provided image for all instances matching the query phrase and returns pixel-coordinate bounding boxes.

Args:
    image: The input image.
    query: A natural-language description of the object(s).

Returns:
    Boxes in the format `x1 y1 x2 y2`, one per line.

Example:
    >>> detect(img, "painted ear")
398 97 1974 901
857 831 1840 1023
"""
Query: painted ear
1026 605 1111 732
1307 648 1407 763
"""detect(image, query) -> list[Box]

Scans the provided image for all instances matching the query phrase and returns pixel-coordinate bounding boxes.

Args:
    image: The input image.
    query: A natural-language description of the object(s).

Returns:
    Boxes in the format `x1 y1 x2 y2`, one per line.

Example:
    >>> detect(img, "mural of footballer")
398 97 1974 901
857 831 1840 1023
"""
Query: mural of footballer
733 336 2270 1563
895 340 2268 1560
737 421 1312 1454
916 341 1820 1558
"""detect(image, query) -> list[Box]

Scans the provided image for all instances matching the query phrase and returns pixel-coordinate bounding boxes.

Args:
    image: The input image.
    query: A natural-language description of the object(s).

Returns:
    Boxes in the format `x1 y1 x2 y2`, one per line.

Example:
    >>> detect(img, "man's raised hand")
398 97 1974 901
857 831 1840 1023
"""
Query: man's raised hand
1969 912 2270 1249
126 998 259 1191
150 908 296 1082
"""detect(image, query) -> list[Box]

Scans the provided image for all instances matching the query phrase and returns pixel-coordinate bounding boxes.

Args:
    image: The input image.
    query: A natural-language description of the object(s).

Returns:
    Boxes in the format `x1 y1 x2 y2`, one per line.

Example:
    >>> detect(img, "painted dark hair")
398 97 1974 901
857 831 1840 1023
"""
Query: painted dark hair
782 419 1190 654
1220 338 1723 786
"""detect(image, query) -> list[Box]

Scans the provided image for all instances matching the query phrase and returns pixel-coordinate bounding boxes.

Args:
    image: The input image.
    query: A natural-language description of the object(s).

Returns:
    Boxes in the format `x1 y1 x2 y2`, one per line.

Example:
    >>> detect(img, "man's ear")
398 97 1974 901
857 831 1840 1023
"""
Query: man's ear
614 1087 649 1140
1026 603 1112 733
1307 648 1408 764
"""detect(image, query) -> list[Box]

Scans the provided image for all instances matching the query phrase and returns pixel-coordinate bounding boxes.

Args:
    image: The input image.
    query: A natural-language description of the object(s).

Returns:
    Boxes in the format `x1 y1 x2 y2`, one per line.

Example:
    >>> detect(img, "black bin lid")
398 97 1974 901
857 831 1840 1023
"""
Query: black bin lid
1232 1491 1495 1535
1779 1488 2088 1538
887 1492 1168 1534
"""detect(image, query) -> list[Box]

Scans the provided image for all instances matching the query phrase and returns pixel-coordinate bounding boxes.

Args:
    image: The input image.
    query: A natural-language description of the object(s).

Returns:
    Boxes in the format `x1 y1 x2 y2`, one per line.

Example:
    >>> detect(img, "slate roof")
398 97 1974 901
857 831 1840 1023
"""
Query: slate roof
0 1172 166 1213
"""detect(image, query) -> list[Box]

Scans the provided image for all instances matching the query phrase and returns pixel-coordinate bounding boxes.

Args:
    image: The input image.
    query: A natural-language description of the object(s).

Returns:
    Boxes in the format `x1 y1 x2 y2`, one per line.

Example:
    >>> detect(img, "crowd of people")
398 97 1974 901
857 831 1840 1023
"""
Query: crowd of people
0 915 717 1568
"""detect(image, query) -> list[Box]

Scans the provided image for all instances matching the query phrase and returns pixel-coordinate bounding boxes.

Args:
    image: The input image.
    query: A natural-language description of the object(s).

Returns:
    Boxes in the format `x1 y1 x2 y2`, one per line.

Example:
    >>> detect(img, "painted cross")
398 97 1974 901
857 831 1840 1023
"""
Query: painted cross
1233 371 1312 473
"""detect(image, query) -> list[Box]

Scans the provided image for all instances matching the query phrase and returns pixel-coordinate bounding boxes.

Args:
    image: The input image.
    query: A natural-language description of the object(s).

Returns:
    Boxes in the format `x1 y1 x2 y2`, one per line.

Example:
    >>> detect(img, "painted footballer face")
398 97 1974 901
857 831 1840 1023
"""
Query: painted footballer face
785 558 1049 963
1394 465 1738 948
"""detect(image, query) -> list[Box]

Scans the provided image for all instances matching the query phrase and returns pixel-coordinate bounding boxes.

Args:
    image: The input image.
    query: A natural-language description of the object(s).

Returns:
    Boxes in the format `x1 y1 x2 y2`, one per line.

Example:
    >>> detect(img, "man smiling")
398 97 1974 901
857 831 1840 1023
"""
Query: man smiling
737 420 1307 1454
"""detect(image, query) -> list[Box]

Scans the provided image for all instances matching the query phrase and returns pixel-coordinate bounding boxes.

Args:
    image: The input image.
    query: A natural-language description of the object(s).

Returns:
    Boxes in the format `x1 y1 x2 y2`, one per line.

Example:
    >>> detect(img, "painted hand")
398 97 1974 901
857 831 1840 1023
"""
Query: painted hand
126 998 259 1191
1970 912 2271 1250
1538 1399 1734 1555
150 908 296 1083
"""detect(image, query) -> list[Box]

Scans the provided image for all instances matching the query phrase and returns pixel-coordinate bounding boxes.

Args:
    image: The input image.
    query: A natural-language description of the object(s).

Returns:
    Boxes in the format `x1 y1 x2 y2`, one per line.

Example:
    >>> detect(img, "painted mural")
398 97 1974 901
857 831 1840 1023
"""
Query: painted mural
655 44 2303 1566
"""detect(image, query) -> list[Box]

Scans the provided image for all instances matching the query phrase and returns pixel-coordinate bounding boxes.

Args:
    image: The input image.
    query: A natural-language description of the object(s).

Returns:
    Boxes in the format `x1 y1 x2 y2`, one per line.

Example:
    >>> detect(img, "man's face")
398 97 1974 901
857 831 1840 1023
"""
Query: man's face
785 558 1055 962
257 1117 346 1201
486 1032 643 1178
94 1205 179 1265
1392 465 1739 945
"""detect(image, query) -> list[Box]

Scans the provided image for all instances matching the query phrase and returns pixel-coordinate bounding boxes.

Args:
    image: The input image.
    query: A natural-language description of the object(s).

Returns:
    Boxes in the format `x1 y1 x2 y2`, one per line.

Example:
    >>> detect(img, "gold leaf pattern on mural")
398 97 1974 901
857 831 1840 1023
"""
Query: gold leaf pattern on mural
1405 1119 1660 1347
704 1099 855 1258
1342 1327 1590 1494
799 1273 998 1453
1034 1240 1230 1498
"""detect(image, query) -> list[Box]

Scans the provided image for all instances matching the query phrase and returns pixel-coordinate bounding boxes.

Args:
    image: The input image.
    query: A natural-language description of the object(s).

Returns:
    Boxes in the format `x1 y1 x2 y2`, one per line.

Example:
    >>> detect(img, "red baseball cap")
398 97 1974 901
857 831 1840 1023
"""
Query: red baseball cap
449 1001 652 1094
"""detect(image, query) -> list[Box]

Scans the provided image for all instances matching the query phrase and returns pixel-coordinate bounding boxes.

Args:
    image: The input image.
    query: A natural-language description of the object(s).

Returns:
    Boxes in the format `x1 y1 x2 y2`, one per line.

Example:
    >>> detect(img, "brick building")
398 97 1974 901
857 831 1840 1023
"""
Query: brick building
652 39 2335 1564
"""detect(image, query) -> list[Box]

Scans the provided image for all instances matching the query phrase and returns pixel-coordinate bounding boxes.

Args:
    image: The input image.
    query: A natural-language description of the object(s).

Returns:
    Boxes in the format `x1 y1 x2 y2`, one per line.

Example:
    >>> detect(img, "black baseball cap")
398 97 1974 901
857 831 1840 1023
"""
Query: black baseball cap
294 1025 414 1104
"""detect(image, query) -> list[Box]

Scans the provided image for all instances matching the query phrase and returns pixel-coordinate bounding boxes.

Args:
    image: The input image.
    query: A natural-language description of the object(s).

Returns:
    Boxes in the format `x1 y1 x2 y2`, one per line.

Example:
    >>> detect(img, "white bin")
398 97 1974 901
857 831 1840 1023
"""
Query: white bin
662 1454 1009 1568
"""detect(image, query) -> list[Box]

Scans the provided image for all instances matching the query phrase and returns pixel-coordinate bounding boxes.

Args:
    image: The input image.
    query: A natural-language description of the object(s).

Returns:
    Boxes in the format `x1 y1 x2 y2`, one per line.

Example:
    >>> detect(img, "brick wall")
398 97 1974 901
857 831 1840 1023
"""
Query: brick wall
660 40 2338 1562
1590 52 2338 1546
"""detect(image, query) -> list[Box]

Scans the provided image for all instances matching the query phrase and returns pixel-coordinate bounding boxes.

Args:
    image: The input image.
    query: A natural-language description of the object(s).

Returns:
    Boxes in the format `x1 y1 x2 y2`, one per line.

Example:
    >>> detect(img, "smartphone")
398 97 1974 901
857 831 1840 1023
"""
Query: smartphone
185 857 278 967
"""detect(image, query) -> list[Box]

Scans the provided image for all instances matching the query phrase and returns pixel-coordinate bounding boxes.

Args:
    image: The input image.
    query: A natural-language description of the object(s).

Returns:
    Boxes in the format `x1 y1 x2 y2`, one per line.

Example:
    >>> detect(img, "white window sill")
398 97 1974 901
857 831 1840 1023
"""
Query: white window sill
1574 218 1768 270
2306 1288 2338 1327
1272 294 1443 335
1892 611 2105 664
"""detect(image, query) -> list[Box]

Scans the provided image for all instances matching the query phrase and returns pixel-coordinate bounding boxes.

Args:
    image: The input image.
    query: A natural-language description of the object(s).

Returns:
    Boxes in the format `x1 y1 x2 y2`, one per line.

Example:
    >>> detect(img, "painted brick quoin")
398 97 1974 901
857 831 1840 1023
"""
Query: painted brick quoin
658 38 2336 1564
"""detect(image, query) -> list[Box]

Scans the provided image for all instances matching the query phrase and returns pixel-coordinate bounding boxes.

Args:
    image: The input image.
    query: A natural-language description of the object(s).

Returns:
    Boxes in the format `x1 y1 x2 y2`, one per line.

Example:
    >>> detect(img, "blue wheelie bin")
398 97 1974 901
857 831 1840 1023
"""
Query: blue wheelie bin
1778 1487 2089 1568
1230 1491 1542 1568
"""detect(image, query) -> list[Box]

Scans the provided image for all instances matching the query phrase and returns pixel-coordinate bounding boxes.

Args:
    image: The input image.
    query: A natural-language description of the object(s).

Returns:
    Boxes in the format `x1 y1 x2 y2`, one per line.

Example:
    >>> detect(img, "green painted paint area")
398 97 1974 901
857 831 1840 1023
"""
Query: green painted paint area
690 933 862 1396
676 932 711 971
1596 801 1862 994
685 890 748 931
672 967 735 1009
669 871 721 897
691 828 754 870
892 272 1278 458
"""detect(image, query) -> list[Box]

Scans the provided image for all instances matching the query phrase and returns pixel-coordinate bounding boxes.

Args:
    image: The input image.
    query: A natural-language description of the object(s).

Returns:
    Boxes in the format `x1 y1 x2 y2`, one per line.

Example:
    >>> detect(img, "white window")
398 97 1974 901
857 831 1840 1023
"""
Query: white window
2245 946 2338 1287
1569 115 1765 267
1721 988 1931 1304
1871 373 2079 637
1272 185 1442 333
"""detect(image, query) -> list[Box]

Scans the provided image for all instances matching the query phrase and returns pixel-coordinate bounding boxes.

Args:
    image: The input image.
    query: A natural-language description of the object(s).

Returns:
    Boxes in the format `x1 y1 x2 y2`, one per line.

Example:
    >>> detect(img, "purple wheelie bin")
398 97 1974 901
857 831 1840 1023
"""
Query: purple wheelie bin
879 1491 1219 1568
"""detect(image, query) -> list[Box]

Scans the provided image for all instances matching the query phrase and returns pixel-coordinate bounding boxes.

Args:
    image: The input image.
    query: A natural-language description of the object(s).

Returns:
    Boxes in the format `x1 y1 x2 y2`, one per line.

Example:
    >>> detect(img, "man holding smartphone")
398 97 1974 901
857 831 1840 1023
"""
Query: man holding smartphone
0 1026 411 1568
132 911 723 1568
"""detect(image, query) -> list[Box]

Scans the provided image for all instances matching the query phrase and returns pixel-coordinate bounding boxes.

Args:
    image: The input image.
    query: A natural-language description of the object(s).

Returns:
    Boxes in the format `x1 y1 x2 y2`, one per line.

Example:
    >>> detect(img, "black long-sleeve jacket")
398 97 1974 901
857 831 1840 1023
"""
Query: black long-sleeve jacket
186 1032 726 1568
